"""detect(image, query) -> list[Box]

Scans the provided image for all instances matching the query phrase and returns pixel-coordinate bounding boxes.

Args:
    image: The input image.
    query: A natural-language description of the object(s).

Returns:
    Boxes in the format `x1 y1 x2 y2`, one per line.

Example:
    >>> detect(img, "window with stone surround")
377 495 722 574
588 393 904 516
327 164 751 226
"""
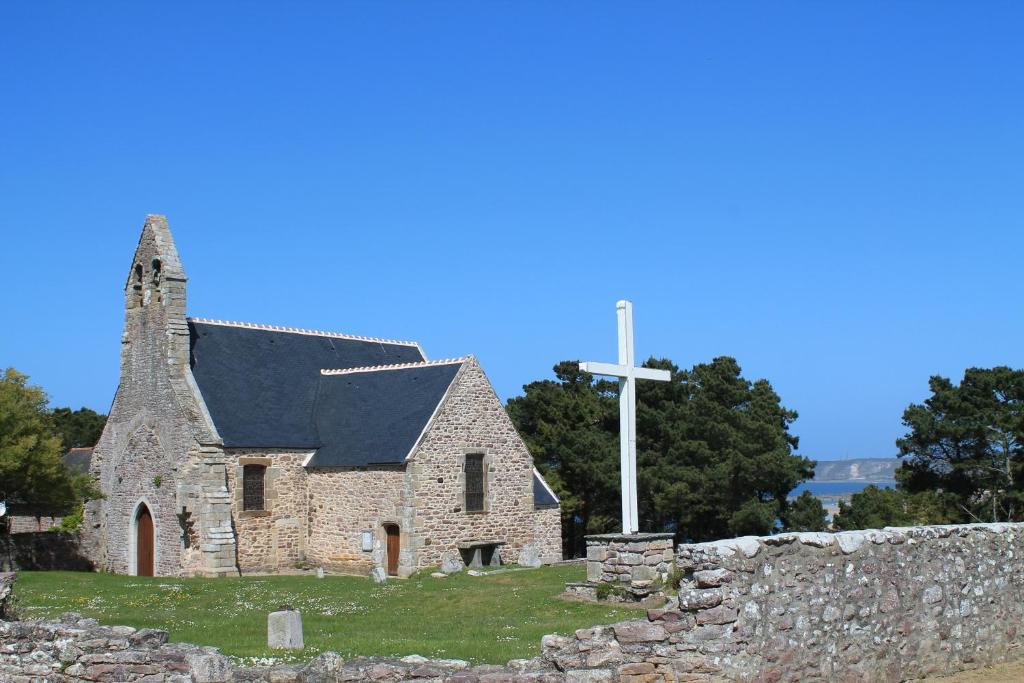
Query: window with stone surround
242 465 266 511
464 453 486 513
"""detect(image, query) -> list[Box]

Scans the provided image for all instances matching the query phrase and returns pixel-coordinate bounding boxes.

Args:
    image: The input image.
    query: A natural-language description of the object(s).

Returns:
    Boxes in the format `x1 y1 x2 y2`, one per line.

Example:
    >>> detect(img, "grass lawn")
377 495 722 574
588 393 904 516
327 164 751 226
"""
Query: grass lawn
13 565 641 666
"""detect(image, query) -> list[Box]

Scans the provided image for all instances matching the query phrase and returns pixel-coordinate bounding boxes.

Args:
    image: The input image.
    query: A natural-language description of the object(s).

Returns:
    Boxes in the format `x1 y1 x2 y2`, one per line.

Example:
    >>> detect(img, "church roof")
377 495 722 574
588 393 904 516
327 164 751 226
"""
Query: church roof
189 319 427 450
310 360 464 467
64 448 93 474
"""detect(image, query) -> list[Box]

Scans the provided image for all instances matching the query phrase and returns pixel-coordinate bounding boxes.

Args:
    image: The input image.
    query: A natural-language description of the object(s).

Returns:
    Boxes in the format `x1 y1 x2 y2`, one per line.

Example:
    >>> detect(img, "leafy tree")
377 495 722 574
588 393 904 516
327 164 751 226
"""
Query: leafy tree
0 369 100 532
897 366 1024 523
50 406 106 451
507 356 814 554
783 490 828 532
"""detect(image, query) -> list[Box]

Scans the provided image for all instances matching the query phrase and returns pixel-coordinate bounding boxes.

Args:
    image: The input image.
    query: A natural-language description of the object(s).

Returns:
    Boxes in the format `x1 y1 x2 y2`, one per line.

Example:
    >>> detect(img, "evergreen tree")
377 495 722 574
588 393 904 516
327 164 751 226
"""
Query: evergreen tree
50 406 106 451
897 366 1024 523
783 490 828 531
507 356 814 554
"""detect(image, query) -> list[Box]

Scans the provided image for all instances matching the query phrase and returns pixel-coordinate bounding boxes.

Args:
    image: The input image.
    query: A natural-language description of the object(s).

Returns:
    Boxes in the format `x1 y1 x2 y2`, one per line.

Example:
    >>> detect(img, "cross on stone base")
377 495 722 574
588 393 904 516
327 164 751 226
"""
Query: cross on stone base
580 300 670 535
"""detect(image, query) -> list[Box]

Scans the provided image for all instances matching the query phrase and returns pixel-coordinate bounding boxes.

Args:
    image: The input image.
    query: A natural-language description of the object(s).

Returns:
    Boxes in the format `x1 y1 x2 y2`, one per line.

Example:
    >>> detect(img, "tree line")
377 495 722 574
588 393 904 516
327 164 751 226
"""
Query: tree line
0 368 105 532
507 359 1024 557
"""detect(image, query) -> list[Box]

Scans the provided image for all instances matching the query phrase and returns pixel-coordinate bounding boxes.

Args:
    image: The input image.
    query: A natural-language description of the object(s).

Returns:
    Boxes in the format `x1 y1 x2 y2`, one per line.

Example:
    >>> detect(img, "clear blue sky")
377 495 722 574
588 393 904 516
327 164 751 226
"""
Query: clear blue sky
2 3 1022 461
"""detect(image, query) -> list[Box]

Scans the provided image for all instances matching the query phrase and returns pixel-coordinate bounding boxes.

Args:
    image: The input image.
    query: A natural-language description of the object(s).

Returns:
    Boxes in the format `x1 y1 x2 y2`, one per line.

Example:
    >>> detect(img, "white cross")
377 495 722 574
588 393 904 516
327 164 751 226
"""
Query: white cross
580 300 670 535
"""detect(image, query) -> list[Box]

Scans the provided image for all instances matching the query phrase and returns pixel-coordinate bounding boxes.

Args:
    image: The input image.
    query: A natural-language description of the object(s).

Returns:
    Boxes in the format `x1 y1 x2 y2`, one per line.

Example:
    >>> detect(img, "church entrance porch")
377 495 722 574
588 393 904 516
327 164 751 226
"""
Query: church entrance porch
134 504 154 577
384 524 400 576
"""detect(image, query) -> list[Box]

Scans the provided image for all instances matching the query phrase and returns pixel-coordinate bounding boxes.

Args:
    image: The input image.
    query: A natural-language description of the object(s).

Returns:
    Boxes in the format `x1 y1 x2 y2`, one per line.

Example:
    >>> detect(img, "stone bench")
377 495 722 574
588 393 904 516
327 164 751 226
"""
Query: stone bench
457 540 506 568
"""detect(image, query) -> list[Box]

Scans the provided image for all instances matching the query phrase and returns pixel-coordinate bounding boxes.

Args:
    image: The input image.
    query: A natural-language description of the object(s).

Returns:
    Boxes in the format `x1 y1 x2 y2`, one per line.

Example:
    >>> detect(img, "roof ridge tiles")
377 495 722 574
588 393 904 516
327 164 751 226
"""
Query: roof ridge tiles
320 358 467 376
187 317 421 347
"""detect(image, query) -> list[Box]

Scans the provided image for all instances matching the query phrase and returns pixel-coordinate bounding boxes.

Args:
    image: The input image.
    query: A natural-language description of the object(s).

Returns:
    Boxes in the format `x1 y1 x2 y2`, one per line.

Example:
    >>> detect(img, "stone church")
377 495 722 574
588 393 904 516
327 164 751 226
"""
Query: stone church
83 215 561 577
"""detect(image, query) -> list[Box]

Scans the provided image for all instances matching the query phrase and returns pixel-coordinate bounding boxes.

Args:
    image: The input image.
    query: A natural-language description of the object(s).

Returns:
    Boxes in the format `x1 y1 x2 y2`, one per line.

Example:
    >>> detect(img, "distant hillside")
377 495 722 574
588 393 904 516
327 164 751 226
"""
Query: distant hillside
813 458 898 483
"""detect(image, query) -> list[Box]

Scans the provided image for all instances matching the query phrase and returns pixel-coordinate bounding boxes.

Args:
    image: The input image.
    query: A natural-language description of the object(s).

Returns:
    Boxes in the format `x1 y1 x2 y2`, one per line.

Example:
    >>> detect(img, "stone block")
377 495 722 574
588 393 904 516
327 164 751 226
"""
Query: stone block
268 609 304 650
612 620 669 643
693 569 733 588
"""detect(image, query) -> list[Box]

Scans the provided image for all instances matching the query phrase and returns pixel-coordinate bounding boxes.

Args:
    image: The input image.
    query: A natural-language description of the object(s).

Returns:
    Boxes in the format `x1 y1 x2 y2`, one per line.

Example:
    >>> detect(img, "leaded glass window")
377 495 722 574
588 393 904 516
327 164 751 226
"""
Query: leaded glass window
243 465 266 511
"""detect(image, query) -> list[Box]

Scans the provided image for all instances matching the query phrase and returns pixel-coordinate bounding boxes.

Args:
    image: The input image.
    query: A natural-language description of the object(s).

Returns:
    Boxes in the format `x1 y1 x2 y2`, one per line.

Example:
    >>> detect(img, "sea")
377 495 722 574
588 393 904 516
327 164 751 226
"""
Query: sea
792 481 895 497
791 480 896 519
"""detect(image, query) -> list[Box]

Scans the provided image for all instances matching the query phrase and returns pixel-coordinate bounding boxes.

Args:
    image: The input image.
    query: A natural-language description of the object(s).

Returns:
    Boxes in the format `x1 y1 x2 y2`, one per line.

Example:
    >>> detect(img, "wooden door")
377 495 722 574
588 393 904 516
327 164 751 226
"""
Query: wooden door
136 505 154 577
385 524 400 576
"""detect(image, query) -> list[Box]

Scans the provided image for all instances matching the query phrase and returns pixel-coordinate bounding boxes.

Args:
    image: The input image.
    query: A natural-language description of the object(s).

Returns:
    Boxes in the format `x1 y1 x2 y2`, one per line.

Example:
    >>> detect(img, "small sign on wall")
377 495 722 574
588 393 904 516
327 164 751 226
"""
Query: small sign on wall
361 530 373 552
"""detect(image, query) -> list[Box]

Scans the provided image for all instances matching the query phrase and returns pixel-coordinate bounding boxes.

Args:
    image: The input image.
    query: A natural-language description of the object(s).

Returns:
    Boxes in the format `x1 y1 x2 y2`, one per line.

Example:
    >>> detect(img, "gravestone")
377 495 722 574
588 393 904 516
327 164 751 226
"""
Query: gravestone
370 567 387 584
518 544 542 568
268 606 303 650
440 551 463 574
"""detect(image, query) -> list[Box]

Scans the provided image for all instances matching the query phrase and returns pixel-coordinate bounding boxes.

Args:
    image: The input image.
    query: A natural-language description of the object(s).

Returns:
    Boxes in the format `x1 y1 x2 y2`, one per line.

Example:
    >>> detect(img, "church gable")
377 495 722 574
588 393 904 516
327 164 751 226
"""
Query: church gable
405 357 545 567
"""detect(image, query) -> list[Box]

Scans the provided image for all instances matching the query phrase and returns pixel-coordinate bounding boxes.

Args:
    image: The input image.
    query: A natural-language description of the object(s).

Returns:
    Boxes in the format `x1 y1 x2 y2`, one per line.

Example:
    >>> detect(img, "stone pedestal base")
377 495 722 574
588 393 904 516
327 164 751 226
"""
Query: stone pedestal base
565 532 676 602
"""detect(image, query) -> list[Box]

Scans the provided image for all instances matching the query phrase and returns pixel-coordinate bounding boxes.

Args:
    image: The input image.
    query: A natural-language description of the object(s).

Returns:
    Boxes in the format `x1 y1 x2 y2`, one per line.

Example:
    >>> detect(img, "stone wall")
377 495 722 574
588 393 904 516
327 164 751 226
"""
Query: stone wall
4 525 1024 680
532 508 564 564
664 523 1024 680
0 533 93 572
408 359 558 569
306 466 409 575
226 450 311 573
7 515 62 534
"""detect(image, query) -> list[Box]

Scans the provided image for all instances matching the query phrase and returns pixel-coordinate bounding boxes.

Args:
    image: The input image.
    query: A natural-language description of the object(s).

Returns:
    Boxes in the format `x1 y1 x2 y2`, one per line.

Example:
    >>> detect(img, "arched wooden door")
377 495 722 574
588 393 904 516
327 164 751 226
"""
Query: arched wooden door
384 524 400 576
136 505 154 577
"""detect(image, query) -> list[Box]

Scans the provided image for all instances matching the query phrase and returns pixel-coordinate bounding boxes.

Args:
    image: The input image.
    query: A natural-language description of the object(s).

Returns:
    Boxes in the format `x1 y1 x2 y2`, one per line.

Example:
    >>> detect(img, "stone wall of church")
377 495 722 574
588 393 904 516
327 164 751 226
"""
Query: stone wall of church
225 450 311 573
532 508 564 564
305 466 409 575
407 359 560 569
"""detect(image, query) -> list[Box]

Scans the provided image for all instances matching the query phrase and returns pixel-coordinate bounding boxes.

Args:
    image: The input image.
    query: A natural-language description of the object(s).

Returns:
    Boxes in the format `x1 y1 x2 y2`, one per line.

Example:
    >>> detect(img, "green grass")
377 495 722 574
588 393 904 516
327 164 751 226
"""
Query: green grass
14 565 641 666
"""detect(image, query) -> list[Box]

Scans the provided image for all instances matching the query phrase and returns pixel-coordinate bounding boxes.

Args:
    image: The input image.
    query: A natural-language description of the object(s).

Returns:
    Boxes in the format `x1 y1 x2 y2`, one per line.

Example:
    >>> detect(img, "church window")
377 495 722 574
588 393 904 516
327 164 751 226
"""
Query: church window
132 263 144 307
242 465 266 511
151 259 162 302
464 454 486 513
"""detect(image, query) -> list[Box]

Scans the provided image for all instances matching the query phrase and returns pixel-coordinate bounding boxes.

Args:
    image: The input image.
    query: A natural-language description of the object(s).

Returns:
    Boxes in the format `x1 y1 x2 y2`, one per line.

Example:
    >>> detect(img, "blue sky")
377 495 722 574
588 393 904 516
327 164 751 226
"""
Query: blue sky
2 3 1022 461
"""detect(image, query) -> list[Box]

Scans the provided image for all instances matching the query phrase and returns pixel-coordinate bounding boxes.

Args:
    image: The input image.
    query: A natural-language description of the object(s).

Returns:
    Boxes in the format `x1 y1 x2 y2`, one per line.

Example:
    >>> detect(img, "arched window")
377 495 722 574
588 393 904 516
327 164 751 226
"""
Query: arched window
132 263 144 307
242 465 266 511
151 259 162 302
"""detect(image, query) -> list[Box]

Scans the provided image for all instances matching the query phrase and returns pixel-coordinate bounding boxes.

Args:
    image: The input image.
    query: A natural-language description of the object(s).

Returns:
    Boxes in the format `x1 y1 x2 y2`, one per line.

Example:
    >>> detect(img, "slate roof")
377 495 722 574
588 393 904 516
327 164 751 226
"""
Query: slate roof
189 320 425 448
533 469 560 509
64 448 93 474
310 361 463 467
